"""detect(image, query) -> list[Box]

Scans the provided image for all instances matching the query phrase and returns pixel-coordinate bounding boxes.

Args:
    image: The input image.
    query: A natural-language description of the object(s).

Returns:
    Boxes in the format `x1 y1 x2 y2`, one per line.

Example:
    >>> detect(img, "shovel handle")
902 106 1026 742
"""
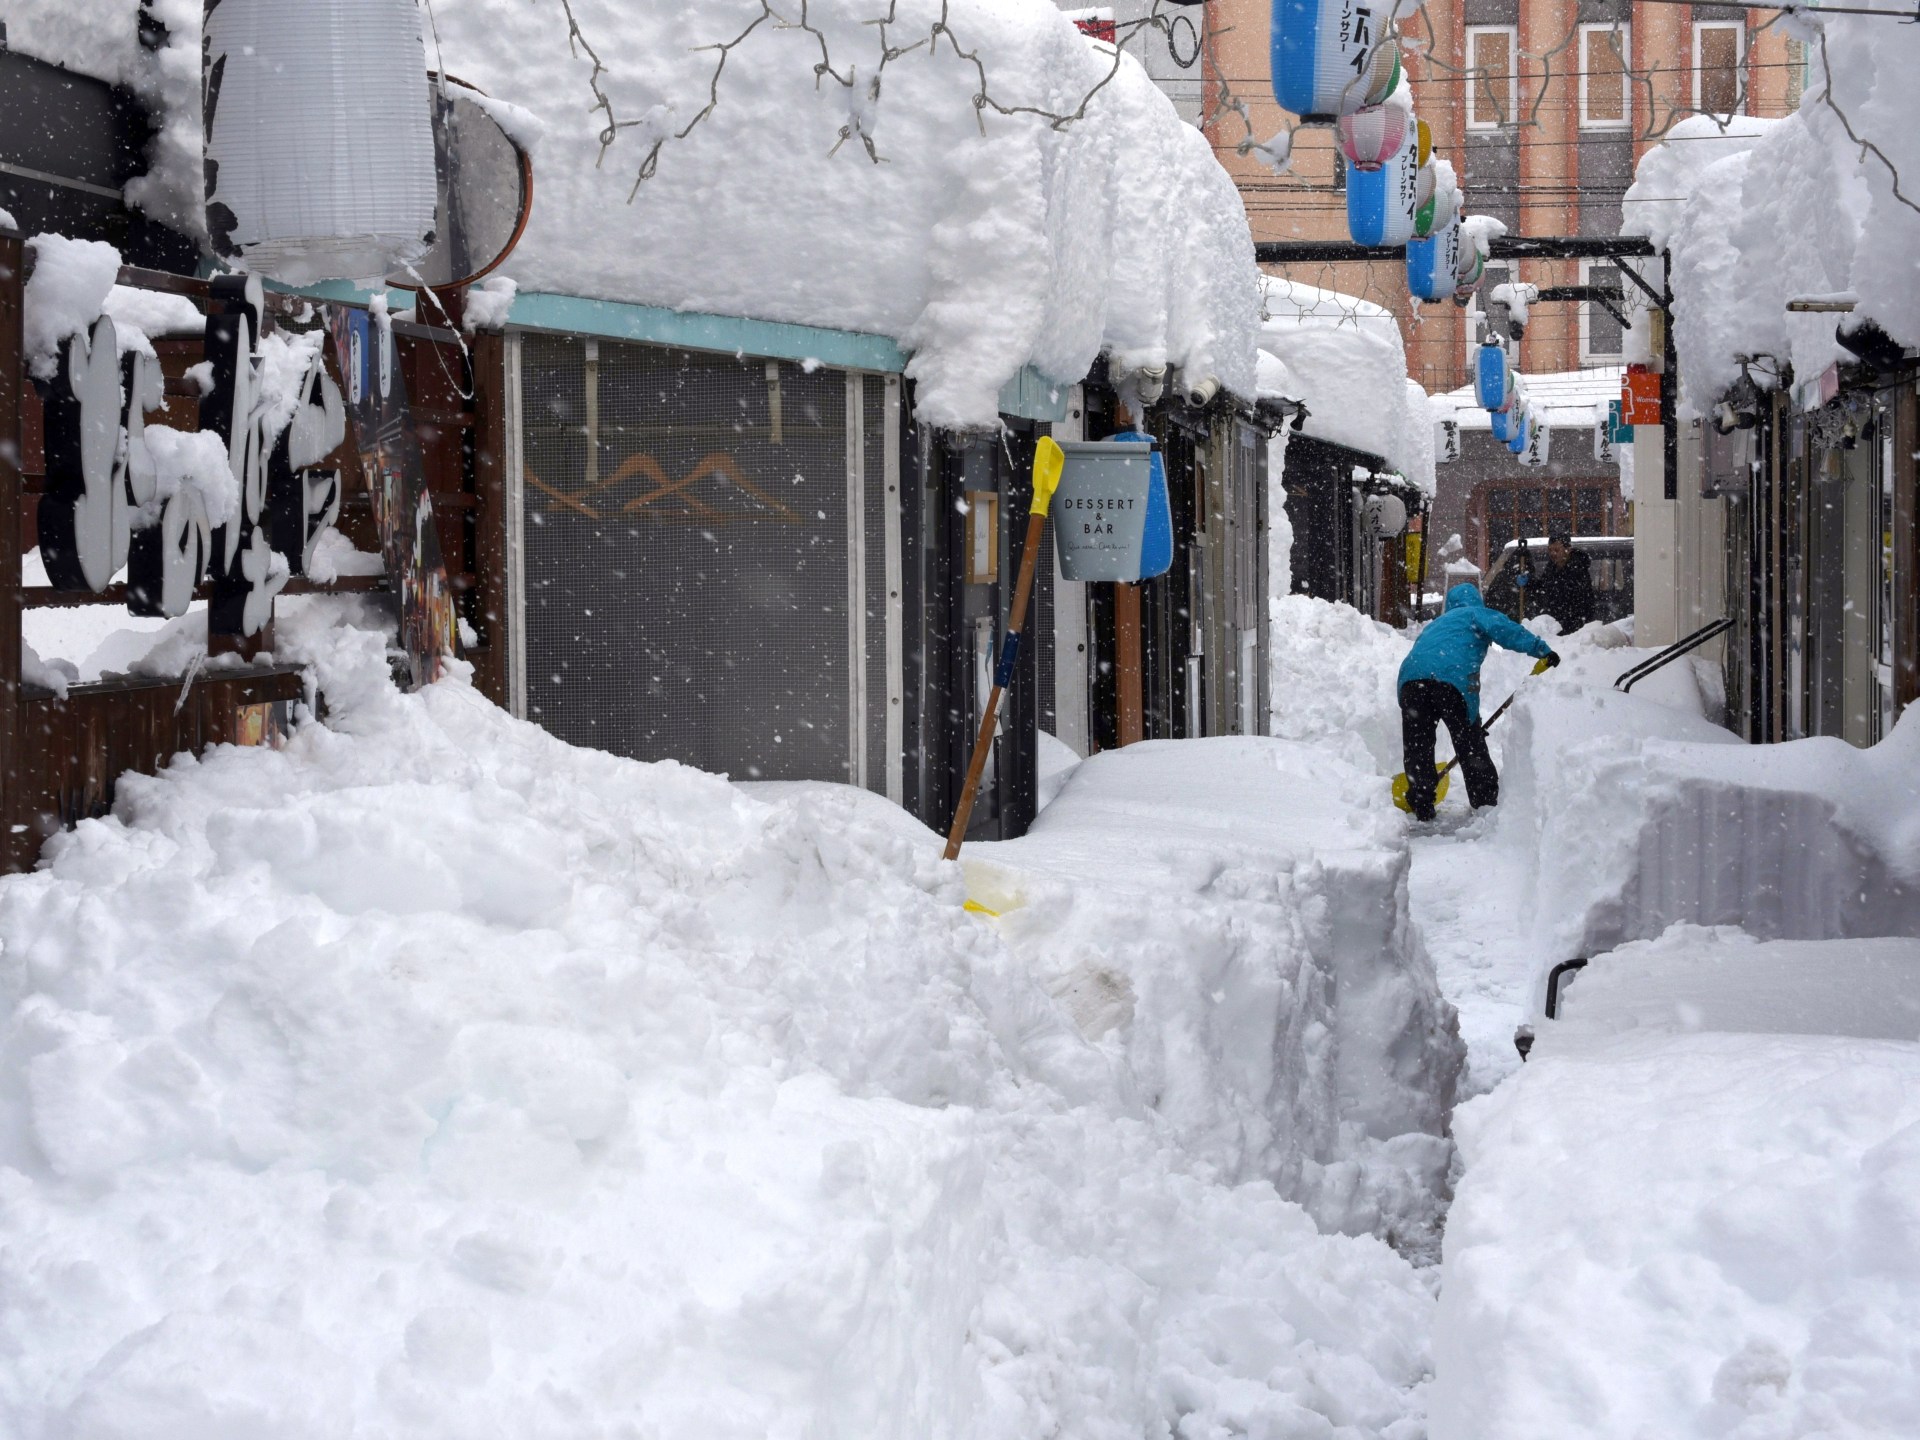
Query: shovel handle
942 440 1063 863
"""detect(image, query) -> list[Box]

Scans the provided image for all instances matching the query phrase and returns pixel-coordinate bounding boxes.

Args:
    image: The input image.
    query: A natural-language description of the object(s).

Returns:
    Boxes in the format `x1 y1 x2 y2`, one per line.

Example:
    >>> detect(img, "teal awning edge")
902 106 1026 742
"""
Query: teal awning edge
506 291 908 374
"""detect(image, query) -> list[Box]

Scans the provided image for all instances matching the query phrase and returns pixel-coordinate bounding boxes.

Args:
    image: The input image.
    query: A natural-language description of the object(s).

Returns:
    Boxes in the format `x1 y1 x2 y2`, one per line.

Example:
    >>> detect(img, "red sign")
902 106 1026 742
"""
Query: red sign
1622 364 1661 426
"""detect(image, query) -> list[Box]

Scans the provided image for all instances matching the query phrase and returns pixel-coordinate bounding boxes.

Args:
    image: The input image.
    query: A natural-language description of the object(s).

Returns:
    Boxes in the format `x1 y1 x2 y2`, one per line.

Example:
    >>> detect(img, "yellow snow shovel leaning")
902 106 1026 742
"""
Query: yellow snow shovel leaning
1391 656 1553 814
944 435 1065 864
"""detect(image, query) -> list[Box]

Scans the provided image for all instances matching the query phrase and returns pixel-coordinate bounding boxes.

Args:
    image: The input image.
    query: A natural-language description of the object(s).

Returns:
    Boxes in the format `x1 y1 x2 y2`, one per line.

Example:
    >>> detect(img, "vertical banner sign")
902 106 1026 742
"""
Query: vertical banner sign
329 305 459 687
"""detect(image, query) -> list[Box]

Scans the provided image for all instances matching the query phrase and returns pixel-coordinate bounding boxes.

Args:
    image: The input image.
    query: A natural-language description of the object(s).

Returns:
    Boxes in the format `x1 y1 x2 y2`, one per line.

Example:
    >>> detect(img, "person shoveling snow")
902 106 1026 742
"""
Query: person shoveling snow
1396 583 1557 821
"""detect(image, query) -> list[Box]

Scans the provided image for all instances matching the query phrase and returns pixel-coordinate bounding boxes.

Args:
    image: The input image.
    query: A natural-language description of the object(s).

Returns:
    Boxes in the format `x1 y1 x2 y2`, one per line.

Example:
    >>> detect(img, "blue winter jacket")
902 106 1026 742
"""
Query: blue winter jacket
1398 583 1553 722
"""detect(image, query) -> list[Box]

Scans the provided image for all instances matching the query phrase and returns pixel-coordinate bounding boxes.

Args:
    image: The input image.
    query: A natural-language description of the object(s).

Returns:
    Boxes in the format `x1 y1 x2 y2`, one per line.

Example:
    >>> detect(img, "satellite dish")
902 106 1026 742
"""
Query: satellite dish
388 75 533 291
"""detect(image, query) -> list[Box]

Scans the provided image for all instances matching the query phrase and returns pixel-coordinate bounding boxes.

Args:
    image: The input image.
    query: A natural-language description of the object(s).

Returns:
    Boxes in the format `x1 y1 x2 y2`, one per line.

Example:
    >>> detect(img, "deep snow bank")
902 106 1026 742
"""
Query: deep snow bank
1432 926 1920 1440
19 0 1260 429
1623 9 1920 412
1500 688 1920 972
0 600 1439 1438
974 736 1464 1254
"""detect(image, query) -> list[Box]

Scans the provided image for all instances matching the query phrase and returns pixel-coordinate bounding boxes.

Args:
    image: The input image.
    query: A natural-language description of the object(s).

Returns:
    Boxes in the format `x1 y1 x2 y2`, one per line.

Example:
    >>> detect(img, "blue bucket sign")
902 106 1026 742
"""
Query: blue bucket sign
1053 436 1173 583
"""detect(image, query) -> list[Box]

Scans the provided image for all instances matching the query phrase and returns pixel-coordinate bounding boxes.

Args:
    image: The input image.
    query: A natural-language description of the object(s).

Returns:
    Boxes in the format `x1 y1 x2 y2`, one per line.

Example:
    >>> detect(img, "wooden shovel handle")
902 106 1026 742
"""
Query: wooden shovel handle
943 508 1050 861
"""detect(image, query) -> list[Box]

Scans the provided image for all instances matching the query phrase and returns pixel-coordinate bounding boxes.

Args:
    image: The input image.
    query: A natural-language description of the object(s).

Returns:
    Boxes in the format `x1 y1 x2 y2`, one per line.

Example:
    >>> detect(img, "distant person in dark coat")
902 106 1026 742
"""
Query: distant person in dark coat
1519 534 1596 633
1397 583 1557 821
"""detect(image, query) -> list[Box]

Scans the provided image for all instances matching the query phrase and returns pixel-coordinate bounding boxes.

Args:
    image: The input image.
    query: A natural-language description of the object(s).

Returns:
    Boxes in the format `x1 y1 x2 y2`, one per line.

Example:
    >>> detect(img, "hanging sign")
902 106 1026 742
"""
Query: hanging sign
1051 438 1173 584
1346 125 1420 246
1336 104 1408 170
1521 420 1552 467
203 0 438 284
1622 364 1661 426
1508 407 1534 455
1406 208 1461 302
1474 341 1514 412
1271 0 1401 118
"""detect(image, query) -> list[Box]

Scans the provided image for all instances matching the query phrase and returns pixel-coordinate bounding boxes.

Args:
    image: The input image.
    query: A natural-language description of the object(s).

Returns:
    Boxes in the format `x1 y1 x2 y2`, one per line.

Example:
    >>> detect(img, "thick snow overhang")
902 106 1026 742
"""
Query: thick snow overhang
15 0 1263 431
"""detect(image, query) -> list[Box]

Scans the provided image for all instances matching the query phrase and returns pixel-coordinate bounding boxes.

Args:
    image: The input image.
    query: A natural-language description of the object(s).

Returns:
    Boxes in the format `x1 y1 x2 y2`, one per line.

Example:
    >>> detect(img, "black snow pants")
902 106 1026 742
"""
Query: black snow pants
1399 678 1500 821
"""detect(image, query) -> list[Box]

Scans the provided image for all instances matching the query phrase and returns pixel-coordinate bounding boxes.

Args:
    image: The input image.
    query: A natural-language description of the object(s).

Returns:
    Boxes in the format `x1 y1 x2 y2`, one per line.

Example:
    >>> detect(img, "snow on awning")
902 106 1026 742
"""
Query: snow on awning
16 0 1262 430
1256 277 1433 496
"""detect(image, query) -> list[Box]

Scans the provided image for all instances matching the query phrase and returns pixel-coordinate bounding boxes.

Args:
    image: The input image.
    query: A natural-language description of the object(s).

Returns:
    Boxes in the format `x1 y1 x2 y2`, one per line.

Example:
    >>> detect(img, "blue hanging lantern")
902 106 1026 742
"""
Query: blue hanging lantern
1346 125 1420 247
1271 0 1402 119
1489 404 1519 444
1473 341 1514 412
1406 208 1460 302
1508 407 1533 454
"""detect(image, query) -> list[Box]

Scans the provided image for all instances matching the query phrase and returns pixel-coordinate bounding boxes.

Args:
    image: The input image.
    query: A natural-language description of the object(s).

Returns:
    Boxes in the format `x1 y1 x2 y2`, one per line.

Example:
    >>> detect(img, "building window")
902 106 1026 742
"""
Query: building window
1579 259 1626 362
1466 26 1519 130
1579 23 1630 131
1694 22 1745 115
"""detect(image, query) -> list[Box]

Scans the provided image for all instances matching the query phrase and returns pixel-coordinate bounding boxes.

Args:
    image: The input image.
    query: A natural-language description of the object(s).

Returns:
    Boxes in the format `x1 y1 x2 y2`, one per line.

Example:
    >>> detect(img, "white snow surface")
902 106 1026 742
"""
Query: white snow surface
0 602 1445 1438
19 0 1263 430
1430 366 1624 433
1433 926 1920 1440
1500 685 1920 975
22 234 123 379
1258 278 1434 493
974 735 1464 1254
1624 10 1920 412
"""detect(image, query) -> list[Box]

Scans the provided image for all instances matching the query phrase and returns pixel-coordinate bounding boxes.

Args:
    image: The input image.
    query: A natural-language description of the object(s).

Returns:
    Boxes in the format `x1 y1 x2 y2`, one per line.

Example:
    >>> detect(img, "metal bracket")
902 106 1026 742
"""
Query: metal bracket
1535 285 1631 328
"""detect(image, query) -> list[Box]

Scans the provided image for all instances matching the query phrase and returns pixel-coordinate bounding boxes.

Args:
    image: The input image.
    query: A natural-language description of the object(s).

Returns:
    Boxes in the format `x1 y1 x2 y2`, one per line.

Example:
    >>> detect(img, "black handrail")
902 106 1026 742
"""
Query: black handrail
1544 959 1590 1018
1614 616 1734 693
1514 957 1593 1062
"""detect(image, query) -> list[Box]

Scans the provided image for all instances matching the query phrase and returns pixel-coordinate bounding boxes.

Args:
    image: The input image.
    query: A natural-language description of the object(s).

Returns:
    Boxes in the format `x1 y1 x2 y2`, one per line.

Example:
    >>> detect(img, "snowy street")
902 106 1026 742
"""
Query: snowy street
8 0 1920 1431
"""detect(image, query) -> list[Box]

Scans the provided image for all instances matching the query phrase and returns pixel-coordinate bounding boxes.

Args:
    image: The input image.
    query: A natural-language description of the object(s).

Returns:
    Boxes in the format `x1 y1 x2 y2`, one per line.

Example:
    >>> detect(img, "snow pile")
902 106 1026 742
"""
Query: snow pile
0 604 1443 1437
22 0 1261 430
102 283 204 341
1258 277 1434 493
142 426 239 528
1500 680 1920 970
976 735 1464 1255
22 234 122 378
1624 9 1920 412
1433 926 1920 1440
1267 593 1412 774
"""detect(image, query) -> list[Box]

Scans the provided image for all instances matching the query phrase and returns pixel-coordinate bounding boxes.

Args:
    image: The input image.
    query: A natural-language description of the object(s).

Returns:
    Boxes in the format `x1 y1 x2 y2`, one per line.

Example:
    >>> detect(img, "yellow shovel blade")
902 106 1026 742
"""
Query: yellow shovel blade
1031 435 1065 516
1390 767 1452 814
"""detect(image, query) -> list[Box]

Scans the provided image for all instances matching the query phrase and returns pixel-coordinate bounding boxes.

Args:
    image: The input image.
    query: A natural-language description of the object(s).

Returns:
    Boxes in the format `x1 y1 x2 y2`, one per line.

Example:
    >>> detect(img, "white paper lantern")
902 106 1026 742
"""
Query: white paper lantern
1346 126 1420 247
203 0 438 285
1271 0 1402 117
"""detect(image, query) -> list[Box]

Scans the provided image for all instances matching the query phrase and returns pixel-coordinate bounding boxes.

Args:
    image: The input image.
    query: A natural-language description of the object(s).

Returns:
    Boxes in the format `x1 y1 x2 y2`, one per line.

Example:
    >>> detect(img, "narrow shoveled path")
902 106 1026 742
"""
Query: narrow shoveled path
1406 814 1534 1098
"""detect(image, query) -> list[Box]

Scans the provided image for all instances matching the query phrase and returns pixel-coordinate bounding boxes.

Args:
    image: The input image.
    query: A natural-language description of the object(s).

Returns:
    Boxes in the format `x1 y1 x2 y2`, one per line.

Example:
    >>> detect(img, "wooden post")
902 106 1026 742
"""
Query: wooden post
1114 581 1143 745
0 226 22 870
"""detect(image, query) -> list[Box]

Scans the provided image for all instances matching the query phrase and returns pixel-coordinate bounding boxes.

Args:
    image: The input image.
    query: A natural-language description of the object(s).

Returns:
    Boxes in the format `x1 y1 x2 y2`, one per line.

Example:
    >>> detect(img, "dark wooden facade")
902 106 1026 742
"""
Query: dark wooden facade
0 222 487 870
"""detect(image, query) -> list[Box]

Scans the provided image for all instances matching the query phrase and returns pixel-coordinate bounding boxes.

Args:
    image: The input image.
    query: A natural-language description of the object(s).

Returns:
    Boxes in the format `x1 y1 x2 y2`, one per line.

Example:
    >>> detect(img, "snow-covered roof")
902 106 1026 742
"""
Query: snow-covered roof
1431 367 1622 433
12 0 1262 430
1256 277 1434 495
1623 10 1920 415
